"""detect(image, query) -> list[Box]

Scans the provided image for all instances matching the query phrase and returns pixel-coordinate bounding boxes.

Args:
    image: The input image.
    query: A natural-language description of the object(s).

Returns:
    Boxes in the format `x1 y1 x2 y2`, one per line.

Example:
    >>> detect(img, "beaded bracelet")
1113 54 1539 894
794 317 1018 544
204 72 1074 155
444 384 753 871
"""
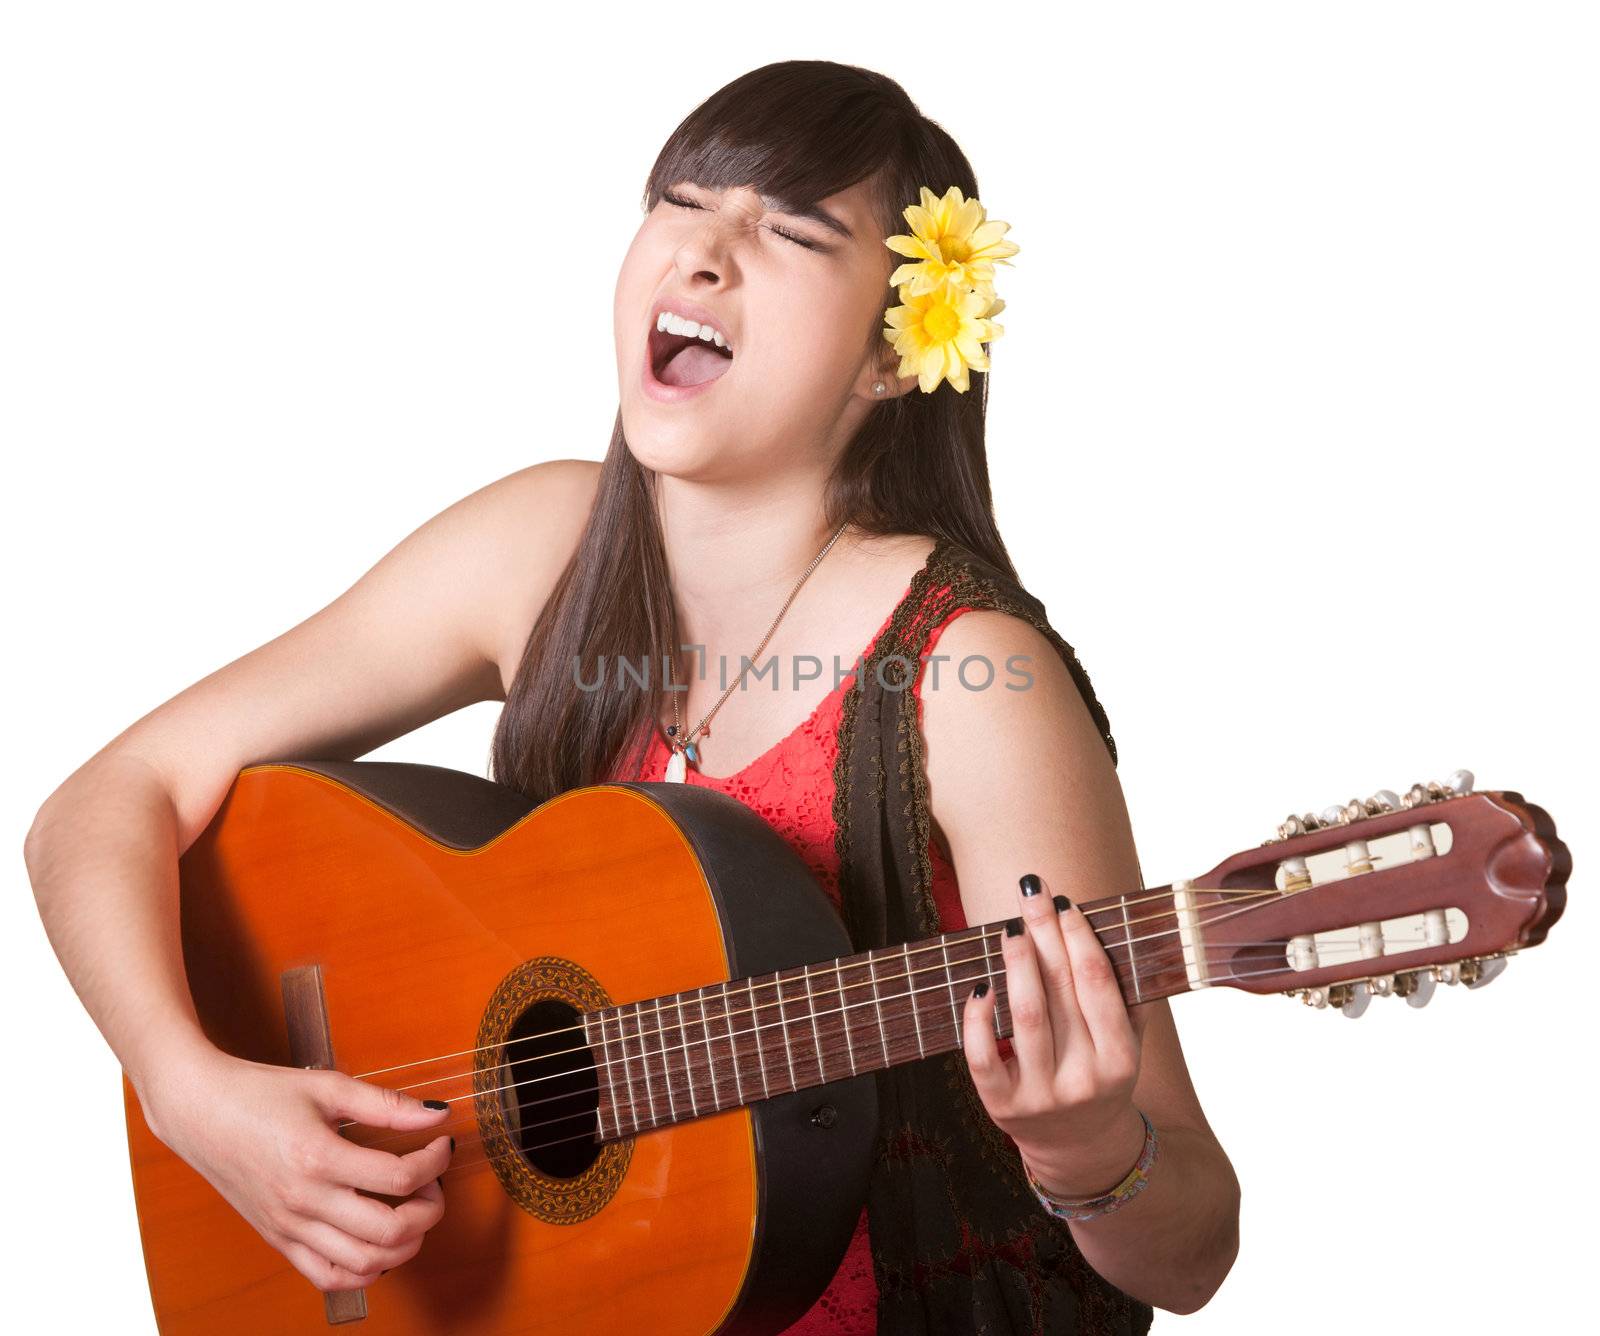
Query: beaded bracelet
1021 1110 1160 1223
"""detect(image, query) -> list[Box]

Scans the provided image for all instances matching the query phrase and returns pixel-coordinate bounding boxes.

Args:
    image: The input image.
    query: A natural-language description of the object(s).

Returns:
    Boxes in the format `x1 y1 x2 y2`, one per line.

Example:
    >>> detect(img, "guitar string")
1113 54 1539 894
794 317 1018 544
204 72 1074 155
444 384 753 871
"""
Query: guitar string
336 870 1411 1126
411 950 1425 1182
340 876 1324 1107
345 882 1287 1083
342 933 1437 1159
353 929 1431 1119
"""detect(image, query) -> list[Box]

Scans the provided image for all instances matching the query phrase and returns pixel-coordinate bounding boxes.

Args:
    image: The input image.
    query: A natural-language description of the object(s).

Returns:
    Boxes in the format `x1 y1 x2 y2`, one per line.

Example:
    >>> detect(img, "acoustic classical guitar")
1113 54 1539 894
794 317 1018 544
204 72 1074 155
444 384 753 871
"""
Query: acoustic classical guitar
123 762 1568 1334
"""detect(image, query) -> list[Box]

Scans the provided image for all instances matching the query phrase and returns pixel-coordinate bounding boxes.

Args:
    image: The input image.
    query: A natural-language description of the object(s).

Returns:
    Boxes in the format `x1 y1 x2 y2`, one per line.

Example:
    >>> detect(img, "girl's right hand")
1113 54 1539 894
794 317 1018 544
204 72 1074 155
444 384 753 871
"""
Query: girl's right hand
139 1044 456 1292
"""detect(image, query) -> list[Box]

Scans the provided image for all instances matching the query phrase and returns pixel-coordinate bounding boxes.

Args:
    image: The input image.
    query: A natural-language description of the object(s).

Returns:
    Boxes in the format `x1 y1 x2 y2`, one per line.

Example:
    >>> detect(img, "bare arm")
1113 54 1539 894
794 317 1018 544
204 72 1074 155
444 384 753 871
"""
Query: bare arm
923 610 1240 1315
23 456 600 1289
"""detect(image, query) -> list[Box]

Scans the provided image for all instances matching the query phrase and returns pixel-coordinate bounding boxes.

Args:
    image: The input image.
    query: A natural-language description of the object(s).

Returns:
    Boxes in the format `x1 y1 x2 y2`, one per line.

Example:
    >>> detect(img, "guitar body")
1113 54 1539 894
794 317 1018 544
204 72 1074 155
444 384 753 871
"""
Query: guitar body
125 762 879 1335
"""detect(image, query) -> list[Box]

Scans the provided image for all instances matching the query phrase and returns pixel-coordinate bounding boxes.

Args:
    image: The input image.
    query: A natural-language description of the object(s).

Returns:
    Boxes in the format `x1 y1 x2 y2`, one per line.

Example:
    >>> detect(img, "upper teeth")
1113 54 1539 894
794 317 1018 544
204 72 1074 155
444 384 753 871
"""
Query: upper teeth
657 309 732 353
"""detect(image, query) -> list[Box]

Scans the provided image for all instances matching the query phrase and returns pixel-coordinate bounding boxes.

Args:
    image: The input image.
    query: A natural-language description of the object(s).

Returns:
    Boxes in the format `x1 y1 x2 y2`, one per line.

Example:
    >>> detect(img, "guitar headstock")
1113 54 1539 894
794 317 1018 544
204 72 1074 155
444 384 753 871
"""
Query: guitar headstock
1181 770 1569 1016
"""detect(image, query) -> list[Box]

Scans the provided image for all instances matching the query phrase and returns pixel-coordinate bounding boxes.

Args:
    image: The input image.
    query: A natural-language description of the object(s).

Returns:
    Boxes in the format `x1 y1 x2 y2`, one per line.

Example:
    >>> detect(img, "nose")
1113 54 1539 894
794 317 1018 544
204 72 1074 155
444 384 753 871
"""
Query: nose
672 191 764 280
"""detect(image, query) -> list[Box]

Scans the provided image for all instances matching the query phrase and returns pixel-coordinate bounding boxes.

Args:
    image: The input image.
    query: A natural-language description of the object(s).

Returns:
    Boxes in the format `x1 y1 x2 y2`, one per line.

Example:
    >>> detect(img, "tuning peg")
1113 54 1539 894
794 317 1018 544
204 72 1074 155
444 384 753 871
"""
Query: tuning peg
1403 969 1437 1008
1368 789 1401 812
1462 955 1507 989
1393 968 1431 1005
1447 769 1475 795
1339 981 1372 1018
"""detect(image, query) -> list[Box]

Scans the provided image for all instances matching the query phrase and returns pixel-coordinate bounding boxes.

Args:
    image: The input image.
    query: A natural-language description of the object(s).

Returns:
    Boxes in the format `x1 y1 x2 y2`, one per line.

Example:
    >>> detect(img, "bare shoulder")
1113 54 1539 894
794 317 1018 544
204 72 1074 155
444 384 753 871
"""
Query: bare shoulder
920 610 1111 763
463 458 602 693
919 608 1134 925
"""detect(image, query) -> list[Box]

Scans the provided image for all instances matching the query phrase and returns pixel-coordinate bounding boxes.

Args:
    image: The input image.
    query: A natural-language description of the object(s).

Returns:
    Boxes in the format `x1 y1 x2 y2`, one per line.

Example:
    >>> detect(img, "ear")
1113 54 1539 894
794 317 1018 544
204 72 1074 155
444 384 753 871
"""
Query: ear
860 352 915 403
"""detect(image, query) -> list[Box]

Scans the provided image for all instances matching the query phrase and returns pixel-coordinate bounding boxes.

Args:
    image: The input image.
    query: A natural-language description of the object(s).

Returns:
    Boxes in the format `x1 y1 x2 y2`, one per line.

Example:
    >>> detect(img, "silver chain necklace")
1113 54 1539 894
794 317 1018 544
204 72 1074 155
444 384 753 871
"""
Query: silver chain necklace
663 520 851 782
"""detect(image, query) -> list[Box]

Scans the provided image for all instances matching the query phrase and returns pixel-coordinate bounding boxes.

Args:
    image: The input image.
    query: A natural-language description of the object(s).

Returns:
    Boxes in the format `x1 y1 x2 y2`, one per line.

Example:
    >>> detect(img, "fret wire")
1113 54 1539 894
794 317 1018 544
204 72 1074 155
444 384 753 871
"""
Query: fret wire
721 980 744 1105
697 988 720 1112
619 1007 639 1134
867 950 891 1065
904 942 926 1058
750 976 770 1098
980 928 1003 1039
802 963 826 1084
939 936 961 1042
621 1003 644 1131
778 971 798 1093
624 1002 643 1132
634 1001 659 1129
654 997 679 1122
675 992 699 1119
590 1014 618 1141
606 1007 624 1134
1120 896 1142 1003
840 960 860 1074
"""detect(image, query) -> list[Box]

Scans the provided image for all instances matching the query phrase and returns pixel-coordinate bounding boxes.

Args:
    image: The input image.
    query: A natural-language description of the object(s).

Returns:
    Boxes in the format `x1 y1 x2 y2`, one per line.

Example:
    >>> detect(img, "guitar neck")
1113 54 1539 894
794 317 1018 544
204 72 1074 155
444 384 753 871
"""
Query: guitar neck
583 886 1188 1141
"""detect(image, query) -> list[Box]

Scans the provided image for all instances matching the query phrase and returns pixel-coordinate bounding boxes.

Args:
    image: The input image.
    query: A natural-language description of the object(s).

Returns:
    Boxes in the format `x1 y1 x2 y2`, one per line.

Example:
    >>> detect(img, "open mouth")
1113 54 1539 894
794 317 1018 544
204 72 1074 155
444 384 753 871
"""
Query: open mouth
648 324 736 388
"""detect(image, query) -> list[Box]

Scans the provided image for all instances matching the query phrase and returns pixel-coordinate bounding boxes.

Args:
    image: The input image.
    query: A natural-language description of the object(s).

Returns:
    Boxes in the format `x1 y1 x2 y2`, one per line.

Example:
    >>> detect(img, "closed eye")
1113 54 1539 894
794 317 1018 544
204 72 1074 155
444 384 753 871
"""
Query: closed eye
661 190 822 252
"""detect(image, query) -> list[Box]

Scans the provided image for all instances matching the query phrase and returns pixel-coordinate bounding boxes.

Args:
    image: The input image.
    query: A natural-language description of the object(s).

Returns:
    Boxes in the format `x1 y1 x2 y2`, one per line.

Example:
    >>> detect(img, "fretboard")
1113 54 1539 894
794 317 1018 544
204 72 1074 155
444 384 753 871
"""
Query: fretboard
582 887 1188 1141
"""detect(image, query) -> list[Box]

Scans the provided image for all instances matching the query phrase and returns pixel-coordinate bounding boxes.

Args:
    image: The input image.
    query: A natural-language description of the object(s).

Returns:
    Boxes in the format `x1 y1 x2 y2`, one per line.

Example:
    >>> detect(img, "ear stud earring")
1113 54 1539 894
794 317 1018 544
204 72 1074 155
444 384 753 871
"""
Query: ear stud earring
872 381 886 395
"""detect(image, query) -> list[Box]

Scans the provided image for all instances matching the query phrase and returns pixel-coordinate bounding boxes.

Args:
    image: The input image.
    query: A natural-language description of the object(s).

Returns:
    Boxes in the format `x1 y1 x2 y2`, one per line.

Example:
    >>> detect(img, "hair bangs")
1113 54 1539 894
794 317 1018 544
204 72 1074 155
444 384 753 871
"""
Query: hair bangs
642 62 919 239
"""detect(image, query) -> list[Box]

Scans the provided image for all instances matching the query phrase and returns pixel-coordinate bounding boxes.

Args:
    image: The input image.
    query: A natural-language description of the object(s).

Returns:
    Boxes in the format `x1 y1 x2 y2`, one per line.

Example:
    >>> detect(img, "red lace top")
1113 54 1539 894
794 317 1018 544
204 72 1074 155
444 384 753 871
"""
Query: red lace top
605 585 976 1334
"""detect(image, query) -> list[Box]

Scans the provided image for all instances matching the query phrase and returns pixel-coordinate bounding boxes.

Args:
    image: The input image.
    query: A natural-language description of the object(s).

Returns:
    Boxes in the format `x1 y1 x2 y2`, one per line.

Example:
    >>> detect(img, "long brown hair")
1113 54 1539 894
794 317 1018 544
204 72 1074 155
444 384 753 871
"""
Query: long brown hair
490 60 1018 803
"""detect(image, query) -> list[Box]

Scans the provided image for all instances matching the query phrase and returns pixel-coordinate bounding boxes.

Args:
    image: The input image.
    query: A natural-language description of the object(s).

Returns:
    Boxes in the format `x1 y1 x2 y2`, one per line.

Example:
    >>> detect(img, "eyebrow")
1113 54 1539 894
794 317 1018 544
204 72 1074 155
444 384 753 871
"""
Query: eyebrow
761 194 855 241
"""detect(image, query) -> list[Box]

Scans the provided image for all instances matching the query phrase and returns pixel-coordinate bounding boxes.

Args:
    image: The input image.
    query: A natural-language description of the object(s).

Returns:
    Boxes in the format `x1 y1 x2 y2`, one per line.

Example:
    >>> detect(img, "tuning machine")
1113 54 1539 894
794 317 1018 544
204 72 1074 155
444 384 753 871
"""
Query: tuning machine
1394 968 1437 1008
1288 954 1510 1012
1402 769 1476 810
1285 981 1377 1014
1460 954 1509 989
1332 981 1371 1018
1266 769 1475 844
1285 979 1385 1017
1431 952 1511 989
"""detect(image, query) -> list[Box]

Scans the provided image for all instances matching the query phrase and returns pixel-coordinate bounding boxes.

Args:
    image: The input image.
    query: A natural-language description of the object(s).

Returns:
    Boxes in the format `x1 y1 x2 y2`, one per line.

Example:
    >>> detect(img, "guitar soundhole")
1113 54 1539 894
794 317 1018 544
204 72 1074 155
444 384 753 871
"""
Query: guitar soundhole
500 999 602 1179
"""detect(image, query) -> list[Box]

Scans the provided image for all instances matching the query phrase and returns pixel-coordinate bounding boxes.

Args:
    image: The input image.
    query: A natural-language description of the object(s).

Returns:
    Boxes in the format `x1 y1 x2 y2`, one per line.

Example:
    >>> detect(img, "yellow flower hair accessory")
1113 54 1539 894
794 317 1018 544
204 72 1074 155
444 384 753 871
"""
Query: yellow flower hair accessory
881 185 1018 394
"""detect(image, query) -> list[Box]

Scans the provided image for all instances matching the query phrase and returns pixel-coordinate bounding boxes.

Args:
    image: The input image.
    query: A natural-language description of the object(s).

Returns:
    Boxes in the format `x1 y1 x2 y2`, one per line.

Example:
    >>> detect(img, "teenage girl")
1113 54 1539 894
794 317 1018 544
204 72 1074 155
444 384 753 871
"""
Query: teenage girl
26 59 1239 1333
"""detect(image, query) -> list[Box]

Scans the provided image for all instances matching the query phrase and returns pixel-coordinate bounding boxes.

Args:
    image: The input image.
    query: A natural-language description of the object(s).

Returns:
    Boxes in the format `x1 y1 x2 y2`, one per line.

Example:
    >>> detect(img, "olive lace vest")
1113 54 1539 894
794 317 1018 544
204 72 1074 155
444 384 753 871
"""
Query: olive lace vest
833 535 1155 1336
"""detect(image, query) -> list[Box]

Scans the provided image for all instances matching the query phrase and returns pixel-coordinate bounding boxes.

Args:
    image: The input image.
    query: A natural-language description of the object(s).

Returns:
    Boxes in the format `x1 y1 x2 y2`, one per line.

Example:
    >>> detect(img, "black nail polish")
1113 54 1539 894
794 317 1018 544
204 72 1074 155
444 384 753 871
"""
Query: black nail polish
1019 873 1042 897
1053 894 1072 913
1005 917 1024 937
972 980 989 999
449 1136 456 1153
423 1099 448 1111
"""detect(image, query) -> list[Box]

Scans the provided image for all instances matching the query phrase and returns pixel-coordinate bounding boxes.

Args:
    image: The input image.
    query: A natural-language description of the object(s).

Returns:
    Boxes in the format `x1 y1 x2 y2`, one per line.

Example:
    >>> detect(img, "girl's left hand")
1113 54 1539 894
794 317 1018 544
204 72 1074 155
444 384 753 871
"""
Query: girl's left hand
962 872 1152 1197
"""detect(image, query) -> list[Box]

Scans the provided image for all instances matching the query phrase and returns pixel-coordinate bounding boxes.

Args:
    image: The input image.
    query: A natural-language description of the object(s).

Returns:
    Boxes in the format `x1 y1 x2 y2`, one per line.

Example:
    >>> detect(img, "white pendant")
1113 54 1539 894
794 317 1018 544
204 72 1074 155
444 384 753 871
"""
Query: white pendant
664 748 687 783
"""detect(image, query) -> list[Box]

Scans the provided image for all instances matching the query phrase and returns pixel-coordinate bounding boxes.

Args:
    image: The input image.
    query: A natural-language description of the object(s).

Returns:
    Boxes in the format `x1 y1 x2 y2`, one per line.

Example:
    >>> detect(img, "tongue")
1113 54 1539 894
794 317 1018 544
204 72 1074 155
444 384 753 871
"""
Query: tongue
660 342 733 388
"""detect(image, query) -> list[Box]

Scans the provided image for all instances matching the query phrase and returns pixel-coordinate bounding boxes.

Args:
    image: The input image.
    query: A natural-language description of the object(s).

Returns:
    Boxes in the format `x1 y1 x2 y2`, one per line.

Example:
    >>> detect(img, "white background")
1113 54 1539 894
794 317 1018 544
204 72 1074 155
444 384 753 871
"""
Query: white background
5 3 1594 1331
